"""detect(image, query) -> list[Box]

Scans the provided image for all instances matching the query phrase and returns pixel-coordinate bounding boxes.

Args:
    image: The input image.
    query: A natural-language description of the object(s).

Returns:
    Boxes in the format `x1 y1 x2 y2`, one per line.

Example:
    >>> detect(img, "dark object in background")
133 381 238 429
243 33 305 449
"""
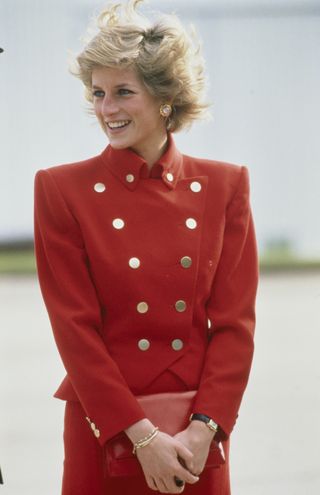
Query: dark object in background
0 47 4 53
0 466 3 483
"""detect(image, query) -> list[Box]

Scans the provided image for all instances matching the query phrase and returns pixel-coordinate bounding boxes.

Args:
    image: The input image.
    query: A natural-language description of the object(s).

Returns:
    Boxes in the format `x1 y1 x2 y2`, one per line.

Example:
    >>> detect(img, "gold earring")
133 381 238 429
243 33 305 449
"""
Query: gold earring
160 104 172 118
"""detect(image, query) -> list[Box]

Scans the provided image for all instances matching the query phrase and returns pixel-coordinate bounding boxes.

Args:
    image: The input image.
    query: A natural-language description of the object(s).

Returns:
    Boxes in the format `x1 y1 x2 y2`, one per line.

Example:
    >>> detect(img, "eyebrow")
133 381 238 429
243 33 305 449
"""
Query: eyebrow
91 83 135 89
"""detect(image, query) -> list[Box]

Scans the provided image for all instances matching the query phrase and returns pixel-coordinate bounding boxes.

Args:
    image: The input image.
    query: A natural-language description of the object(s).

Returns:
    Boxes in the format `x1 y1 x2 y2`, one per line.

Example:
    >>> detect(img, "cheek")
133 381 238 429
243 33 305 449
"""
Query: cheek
93 100 102 116
141 106 162 127
93 105 105 127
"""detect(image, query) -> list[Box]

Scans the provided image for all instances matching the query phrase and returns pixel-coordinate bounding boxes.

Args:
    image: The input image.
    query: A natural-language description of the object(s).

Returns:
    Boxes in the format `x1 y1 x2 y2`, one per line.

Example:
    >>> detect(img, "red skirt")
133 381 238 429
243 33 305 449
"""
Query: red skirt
61 372 231 495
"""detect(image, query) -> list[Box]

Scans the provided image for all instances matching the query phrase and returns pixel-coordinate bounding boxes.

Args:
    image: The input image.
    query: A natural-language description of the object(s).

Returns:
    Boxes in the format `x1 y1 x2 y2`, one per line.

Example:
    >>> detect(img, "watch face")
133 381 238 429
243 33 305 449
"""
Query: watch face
208 419 218 427
190 413 218 431
207 419 218 431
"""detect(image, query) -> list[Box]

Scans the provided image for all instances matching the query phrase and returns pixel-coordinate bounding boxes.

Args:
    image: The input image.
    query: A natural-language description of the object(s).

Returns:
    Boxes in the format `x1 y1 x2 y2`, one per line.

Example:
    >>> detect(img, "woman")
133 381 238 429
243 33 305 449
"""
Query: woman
34 1 258 494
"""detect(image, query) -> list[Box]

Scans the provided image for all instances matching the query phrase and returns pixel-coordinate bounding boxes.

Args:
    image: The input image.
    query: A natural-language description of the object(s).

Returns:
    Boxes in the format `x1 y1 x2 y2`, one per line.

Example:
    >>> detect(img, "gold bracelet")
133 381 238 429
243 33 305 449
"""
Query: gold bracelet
132 427 159 455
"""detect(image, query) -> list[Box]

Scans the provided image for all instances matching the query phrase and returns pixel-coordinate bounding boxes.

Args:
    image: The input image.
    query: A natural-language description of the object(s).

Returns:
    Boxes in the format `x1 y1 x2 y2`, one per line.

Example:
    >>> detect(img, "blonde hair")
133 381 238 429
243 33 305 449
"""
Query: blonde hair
71 0 210 132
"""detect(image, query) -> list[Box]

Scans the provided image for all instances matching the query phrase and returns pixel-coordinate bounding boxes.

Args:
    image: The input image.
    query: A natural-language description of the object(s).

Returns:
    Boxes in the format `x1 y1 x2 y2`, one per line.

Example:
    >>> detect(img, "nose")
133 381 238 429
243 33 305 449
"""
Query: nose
101 95 120 117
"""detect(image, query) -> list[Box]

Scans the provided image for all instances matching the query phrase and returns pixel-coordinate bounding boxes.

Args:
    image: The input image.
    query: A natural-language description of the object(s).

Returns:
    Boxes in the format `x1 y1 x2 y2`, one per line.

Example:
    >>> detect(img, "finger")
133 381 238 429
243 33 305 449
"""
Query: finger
145 475 158 491
175 442 194 470
184 464 201 477
165 476 185 494
177 454 195 475
182 459 203 477
176 464 200 485
192 467 204 477
157 478 169 493
189 461 205 477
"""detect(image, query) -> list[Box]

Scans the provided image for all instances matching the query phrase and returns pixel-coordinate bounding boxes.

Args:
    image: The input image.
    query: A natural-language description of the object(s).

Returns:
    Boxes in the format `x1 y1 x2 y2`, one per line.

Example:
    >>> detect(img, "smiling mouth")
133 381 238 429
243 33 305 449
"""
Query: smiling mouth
106 120 131 130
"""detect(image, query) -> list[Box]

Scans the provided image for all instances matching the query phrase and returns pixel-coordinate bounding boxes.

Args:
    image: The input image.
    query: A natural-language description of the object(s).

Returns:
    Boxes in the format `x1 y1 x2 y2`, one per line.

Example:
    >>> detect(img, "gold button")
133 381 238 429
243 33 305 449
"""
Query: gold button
208 318 212 329
137 301 149 313
180 256 192 268
166 172 174 182
129 257 140 269
112 218 125 229
90 422 96 431
190 181 202 192
175 300 187 312
94 429 100 438
138 339 150 351
94 182 106 193
126 174 135 183
171 339 184 351
186 218 197 229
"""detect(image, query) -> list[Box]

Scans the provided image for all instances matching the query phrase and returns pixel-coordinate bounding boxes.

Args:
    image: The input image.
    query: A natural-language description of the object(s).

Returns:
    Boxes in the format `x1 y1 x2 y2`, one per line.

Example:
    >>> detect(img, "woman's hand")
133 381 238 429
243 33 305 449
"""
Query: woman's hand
136 430 200 493
125 418 199 492
174 421 216 476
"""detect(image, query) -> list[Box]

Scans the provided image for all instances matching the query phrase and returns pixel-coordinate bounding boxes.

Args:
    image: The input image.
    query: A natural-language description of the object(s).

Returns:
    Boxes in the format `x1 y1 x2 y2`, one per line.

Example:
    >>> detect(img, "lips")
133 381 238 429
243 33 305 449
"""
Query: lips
106 120 131 129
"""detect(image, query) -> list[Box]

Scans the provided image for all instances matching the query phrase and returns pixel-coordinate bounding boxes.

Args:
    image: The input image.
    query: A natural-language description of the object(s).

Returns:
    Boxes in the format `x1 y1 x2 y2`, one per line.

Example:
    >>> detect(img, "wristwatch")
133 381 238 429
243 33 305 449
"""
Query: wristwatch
189 413 219 433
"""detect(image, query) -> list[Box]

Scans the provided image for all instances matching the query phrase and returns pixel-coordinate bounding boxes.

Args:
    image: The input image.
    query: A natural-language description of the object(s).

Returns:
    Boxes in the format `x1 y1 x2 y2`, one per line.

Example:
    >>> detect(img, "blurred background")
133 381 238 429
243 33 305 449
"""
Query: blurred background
0 0 319 493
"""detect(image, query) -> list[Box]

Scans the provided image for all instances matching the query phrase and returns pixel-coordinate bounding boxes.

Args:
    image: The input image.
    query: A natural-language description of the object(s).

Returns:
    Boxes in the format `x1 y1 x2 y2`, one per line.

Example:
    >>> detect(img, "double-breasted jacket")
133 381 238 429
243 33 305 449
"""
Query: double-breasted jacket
34 133 258 449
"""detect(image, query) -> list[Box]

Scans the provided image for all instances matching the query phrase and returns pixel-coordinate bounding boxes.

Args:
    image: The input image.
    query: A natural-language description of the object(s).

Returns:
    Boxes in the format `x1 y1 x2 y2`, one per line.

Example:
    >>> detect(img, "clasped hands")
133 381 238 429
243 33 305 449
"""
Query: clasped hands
135 421 215 494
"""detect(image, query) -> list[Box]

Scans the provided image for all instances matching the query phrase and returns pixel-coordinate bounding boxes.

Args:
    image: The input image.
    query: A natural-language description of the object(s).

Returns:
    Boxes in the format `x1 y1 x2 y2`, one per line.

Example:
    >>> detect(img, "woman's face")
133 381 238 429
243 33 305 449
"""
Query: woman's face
91 65 167 155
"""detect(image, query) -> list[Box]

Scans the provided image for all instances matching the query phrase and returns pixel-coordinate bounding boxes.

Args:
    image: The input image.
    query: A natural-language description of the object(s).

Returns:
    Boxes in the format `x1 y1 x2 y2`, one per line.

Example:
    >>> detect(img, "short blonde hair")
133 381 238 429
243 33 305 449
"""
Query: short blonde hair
71 0 210 132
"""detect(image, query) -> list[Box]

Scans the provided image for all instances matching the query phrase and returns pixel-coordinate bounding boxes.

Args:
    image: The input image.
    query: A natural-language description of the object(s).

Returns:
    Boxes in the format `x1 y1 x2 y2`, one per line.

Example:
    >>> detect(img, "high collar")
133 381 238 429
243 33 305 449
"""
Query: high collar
100 133 183 191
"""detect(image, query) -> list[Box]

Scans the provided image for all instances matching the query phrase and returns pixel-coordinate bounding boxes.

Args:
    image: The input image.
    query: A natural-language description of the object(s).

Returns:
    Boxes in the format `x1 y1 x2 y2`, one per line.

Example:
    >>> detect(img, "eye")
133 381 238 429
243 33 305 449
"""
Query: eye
92 89 104 98
118 88 133 96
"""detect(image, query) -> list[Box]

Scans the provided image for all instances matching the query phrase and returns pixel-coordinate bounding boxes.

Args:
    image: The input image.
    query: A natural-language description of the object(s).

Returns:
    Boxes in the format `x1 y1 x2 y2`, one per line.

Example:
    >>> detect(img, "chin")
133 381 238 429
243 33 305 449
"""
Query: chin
107 138 131 150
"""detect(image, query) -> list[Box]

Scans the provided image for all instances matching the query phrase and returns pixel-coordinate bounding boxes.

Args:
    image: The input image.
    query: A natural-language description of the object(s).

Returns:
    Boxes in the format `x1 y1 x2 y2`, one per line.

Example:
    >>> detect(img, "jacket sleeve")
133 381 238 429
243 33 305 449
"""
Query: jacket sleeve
34 169 146 446
193 166 259 441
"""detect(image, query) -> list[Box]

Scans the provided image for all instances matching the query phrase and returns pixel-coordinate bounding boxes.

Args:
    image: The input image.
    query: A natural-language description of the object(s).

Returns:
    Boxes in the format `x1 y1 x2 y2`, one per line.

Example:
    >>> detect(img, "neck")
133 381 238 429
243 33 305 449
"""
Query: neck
130 132 169 170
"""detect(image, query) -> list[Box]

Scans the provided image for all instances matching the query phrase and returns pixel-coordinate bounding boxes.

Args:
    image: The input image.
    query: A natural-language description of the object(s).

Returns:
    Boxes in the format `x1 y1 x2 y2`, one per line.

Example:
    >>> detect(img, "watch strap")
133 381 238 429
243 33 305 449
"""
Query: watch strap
189 413 219 432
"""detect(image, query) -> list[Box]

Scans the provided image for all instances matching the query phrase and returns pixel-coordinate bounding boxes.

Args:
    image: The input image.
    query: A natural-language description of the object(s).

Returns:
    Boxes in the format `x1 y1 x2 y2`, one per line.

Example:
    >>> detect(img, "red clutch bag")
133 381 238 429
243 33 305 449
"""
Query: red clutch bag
104 390 225 477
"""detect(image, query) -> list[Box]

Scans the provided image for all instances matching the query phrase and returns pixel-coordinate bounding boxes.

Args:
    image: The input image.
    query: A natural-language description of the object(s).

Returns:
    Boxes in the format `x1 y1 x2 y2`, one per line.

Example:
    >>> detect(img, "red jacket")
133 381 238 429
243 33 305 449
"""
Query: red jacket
34 133 258 448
